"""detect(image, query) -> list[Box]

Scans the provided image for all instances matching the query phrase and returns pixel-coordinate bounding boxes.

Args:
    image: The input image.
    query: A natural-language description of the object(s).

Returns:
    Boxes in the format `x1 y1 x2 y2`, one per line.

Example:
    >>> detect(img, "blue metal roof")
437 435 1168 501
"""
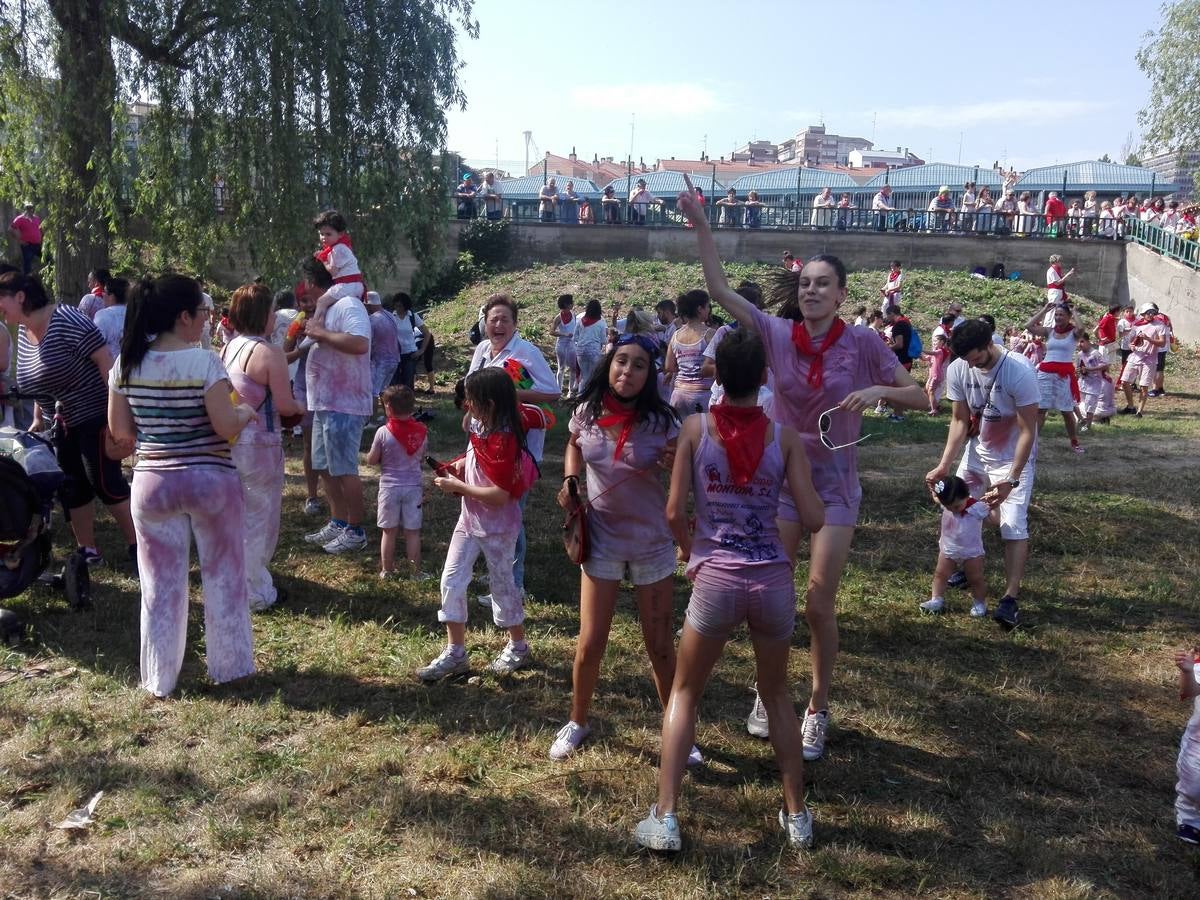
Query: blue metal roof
1014 161 1162 192
862 163 1003 189
599 171 723 196
495 175 600 200
728 167 858 193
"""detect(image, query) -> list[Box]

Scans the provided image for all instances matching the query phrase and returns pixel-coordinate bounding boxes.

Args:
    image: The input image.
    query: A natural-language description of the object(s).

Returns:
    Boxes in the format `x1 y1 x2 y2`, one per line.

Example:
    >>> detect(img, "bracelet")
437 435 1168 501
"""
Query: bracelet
562 474 579 482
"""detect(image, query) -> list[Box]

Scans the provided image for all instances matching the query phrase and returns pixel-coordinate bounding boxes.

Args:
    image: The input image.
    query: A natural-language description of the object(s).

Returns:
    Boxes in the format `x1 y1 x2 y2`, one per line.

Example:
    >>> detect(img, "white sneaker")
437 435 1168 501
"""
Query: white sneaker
801 709 830 761
687 744 704 767
549 720 591 760
476 593 493 608
248 594 277 612
304 520 342 544
323 528 367 554
746 686 770 739
779 807 814 849
486 642 531 675
416 647 470 682
303 498 322 516
969 600 988 617
634 804 682 852
920 597 945 614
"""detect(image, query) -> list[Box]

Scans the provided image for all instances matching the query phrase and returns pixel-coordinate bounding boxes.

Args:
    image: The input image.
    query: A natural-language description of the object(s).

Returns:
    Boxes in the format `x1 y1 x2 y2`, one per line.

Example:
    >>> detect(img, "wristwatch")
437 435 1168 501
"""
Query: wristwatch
1004 478 1019 488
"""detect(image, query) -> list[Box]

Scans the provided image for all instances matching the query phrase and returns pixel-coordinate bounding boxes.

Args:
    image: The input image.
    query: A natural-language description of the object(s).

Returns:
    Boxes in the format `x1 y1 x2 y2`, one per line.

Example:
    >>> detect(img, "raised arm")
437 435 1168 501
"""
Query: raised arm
677 174 758 330
1024 301 1054 337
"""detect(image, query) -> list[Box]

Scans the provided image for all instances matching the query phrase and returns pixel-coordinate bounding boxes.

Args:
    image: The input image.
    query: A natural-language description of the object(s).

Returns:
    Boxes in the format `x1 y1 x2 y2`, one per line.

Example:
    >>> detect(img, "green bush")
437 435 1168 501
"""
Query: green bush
458 218 511 270
412 250 486 304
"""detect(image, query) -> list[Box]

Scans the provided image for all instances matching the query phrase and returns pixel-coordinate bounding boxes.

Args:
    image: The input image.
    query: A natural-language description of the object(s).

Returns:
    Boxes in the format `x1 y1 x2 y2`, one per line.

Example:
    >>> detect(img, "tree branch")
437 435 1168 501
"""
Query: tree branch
111 3 251 69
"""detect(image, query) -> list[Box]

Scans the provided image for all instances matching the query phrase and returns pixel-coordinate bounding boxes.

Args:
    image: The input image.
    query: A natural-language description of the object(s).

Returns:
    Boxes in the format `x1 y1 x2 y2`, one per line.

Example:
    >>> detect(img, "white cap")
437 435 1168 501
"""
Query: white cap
365 291 381 307
1137 302 1157 315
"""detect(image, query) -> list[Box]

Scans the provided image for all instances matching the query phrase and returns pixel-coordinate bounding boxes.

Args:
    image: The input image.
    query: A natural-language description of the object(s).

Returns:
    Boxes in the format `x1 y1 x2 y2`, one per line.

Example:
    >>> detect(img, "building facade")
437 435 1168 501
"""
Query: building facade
1141 148 1200 202
777 125 873 167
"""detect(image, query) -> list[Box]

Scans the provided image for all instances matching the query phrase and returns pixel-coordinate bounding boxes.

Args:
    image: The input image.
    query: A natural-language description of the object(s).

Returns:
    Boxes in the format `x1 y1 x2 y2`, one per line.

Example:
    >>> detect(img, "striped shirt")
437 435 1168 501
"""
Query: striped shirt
109 348 235 470
16 304 108 427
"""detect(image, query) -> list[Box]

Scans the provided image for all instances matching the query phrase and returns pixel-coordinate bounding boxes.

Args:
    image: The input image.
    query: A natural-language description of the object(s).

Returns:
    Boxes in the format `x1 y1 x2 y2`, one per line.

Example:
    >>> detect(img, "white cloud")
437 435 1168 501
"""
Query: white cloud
569 83 724 116
875 99 1110 129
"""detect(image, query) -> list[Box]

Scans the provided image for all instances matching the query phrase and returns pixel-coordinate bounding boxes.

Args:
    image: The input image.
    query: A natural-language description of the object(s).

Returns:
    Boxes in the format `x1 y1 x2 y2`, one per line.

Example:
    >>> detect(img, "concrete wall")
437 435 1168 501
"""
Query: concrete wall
450 221 1128 308
1123 242 1200 343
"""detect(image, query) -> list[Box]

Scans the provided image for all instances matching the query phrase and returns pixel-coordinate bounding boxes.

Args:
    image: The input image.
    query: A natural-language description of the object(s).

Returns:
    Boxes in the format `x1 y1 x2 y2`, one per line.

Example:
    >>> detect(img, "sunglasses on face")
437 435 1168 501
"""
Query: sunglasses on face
817 406 871 451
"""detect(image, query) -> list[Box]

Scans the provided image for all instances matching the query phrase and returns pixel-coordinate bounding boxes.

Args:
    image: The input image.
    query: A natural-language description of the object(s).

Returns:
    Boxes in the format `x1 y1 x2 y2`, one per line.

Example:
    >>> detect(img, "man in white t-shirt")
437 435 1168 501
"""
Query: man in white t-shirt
926 319 1039 630
300 258 373 555
872 185 896 231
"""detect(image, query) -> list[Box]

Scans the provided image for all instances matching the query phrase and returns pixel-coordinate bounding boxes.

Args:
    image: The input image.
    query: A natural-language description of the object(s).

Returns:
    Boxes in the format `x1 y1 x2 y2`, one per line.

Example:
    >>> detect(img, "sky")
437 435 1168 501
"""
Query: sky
446 0 1160 176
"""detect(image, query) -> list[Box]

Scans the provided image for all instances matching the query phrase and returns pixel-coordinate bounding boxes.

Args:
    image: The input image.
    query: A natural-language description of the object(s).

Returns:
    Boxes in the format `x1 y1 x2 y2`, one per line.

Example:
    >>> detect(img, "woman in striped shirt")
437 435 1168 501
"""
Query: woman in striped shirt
0 270 137 565
108 275 258 698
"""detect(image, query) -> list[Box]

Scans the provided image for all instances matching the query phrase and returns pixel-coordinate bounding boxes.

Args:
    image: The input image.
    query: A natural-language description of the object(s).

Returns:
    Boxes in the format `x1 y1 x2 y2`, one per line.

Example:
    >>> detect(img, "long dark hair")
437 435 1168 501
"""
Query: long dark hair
767 253 848 322
464 367 527 457
576 337 677 433
120 274 203 384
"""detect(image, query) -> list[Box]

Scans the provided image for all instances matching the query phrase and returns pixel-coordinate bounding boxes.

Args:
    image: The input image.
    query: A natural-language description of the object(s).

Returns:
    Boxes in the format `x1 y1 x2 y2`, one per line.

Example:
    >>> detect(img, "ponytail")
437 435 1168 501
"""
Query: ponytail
119 274 203 384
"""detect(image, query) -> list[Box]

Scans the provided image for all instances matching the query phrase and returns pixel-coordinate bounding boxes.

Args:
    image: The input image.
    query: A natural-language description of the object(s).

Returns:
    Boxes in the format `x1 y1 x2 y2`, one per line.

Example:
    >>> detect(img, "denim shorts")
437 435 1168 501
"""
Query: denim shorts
311 410 367 476
684 563 795 641
582 544 677 586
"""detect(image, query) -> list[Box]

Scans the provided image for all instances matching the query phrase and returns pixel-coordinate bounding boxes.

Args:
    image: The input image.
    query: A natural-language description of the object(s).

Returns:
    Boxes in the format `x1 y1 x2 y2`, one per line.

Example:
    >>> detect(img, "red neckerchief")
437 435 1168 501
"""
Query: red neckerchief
711 404 769 486
519 403 550 432
581 315 600 327
559 310 572 324
314 232 352 264
469 429 527 499
1053 324 1074 335
596 392 638 461
385 416 427 456
959 497 979 516
91 285 104 298
888 266 901 282
790 317 846 388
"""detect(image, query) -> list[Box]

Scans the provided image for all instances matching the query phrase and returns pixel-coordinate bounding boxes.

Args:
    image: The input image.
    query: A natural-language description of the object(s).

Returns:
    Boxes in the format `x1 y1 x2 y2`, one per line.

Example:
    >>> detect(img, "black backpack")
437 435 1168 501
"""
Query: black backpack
468 319 483 345
991 263 1006 280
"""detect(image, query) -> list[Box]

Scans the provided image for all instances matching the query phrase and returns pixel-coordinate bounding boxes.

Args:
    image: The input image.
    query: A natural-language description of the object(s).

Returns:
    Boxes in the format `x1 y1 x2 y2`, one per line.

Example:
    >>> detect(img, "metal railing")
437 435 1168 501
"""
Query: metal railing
1124 218 1200 270
450 197 1124 240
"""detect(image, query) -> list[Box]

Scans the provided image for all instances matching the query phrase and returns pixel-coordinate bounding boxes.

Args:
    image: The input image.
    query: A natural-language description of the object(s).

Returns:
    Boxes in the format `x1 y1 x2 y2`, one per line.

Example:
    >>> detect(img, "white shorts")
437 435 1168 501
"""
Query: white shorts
1037 371 1075 412
957 453 1034 541
1120 358 1155 389
377 483 422 530
582 544 678 586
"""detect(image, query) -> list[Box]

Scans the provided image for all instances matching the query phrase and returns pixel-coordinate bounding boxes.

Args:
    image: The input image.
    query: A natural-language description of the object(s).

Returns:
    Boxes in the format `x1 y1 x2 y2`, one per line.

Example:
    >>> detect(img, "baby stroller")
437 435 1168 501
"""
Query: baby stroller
0 400 91 646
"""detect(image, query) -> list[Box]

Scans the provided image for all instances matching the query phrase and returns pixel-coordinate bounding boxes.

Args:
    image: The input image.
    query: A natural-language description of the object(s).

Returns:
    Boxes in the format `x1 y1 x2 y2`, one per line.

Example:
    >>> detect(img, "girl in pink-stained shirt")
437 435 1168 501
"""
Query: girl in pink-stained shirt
635 328 825 852
417 368 535 683
924 332 952 415
677 181 924 764
548 333 683 762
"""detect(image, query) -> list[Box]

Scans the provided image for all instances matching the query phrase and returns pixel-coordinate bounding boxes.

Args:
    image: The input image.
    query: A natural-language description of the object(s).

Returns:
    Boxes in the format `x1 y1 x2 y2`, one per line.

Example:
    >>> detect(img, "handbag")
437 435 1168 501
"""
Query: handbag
561 477 589 565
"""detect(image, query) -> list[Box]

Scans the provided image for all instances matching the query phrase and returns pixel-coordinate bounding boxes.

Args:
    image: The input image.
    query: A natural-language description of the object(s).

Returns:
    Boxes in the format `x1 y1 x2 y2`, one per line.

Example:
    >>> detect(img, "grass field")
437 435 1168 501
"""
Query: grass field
2 266 1199 898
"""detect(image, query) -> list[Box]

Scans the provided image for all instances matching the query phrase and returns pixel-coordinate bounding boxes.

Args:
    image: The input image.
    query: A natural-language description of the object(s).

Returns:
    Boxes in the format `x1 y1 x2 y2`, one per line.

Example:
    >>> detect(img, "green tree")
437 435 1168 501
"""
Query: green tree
1136 0 1200 187
1125 153 1143 167
1098 153 1112 163
0 1 474 298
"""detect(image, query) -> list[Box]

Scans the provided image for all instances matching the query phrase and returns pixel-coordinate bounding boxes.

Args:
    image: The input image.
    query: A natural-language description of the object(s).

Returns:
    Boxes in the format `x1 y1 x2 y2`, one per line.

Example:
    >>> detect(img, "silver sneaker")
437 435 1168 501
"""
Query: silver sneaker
779 808 814 849
476 593 493 608
802 709 830 761
634 804 682 852
304 520 342 544
323 529 367 554
746 685 770 739
486 642 531 675
303 498 322 516
416 647 470 682
549 720 591 760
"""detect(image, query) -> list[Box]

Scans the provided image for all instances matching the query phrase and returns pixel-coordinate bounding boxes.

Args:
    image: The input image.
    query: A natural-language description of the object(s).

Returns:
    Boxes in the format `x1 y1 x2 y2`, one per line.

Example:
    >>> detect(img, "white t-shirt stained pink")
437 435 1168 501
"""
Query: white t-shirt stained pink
569 406 677 564
305 296 372 416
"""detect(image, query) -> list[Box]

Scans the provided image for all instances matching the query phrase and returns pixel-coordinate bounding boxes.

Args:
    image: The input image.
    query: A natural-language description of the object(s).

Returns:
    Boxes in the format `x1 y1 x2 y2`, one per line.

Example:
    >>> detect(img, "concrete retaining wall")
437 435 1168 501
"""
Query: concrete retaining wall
449 221 1127 309
1122 243 1200 343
